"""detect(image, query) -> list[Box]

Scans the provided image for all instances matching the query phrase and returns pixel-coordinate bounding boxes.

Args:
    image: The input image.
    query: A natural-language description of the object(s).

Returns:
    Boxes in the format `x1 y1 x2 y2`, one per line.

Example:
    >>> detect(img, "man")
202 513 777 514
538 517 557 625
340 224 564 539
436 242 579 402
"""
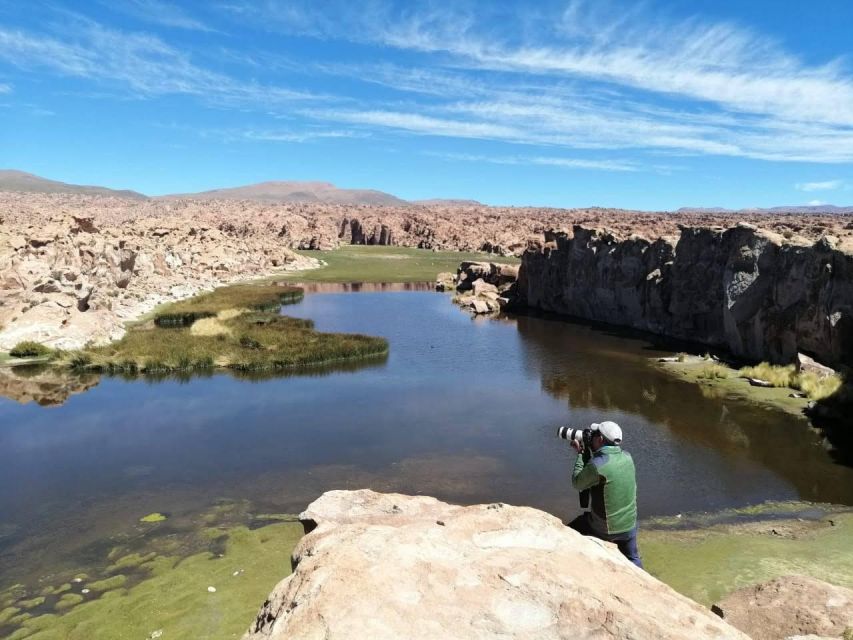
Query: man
568 421 643 568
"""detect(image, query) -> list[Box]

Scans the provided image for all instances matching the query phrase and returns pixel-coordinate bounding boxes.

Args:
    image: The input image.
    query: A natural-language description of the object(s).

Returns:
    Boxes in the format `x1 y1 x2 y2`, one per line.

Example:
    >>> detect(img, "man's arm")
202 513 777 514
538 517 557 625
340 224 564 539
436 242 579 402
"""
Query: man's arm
572 454 600 491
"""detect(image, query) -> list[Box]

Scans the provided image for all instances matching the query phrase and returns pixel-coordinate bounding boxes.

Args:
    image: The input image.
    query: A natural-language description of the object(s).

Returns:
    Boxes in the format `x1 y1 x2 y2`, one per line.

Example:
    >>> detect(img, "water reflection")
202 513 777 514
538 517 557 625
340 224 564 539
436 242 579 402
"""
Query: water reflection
514 313 853 505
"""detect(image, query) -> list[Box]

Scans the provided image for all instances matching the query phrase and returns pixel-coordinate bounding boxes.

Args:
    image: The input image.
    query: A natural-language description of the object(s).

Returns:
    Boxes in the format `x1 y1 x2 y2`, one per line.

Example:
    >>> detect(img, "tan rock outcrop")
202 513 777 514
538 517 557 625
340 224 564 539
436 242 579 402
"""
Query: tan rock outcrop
712 575 853 640
244 490 748 640
3 191 851 353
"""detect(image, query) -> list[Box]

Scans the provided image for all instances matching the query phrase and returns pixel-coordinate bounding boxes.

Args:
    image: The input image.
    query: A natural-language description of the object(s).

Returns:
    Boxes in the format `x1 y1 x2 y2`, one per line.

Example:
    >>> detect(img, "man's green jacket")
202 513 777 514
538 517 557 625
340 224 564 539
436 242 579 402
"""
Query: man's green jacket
572 445 637 535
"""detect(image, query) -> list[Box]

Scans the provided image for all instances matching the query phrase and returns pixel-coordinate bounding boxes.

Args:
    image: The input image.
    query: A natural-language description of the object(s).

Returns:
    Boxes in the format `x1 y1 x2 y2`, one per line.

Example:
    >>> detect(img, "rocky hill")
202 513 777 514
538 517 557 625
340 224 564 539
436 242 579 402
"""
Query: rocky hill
0 169 146 199
164 180 408 206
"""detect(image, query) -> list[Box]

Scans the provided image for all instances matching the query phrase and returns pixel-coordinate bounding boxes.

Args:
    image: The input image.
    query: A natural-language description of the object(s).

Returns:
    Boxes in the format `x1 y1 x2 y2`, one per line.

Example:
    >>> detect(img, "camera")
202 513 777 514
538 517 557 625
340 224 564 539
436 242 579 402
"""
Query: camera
558 425 596 509
557 426 595 453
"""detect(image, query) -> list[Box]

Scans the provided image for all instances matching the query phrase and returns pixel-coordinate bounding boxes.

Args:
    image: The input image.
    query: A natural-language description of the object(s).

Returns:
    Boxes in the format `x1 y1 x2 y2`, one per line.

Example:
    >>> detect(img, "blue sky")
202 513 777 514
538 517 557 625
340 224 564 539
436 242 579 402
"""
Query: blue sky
1 0 852 209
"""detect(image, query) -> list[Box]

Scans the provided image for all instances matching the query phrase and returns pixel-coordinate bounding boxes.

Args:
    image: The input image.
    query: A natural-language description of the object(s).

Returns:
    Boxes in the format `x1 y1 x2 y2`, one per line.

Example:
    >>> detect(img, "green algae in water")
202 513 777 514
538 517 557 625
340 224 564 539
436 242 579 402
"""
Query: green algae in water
642 512 853 606
14 522 302 640
55 594 83 611
40 583 71 597
107 552 157 573
139 513 167 523
17 596 45 610
86 575 127 593
0 606 21 624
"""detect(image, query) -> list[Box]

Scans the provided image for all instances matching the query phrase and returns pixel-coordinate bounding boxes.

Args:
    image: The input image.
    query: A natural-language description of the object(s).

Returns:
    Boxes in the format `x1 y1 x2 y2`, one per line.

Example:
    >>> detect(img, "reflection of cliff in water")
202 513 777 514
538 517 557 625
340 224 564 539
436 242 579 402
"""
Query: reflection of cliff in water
290 282 435 294
0 366 100 406
513 313 853 505
0 352 388 406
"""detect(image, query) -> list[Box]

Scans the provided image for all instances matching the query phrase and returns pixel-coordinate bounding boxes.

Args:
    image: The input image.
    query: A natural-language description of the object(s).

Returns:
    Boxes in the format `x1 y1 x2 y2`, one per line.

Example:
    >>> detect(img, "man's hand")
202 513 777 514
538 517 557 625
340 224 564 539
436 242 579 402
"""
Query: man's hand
570 440 583 454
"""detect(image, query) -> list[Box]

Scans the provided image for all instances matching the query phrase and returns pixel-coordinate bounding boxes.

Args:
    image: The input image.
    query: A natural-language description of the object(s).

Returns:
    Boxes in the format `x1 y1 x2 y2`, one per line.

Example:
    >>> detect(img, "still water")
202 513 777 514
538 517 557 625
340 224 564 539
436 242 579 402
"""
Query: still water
1 288 851 585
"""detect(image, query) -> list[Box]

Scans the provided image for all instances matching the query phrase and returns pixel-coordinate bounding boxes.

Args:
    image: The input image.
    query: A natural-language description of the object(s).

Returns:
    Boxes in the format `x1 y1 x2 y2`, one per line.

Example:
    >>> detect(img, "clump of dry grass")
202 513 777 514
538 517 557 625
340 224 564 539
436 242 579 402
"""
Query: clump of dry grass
9 341 55 359
738 362 843 401
697 363 731 380
154 284 303 327
739 363 798 388
190 317 231 337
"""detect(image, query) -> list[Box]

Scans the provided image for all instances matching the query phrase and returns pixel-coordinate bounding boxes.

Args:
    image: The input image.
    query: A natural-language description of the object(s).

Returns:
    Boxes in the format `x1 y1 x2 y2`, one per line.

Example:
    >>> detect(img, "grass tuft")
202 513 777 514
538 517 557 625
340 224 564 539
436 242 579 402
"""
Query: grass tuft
697 363 731 380
739 363 844 401
154 285 302 327
739 363 797 387
9 341 54 359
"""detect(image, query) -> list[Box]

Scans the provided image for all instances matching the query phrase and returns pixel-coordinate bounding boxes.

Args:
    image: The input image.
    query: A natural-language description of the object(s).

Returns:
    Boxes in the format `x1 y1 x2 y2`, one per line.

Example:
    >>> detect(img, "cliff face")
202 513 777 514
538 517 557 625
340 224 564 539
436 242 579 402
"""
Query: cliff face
517 224 853 367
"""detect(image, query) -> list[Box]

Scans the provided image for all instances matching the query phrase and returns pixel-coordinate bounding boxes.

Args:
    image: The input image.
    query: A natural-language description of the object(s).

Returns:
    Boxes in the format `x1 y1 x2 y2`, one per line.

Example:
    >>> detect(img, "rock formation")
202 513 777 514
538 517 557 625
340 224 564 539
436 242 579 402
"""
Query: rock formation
449 261 520 314
2 190 852 353
245 490 748 640
0 195 318 350
515 224 853 368
712 575 853 640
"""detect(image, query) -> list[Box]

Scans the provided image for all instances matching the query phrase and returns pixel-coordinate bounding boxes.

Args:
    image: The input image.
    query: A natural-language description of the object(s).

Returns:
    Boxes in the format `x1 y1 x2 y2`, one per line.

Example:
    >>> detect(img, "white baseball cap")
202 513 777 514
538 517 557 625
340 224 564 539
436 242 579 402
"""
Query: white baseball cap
592 421 622 443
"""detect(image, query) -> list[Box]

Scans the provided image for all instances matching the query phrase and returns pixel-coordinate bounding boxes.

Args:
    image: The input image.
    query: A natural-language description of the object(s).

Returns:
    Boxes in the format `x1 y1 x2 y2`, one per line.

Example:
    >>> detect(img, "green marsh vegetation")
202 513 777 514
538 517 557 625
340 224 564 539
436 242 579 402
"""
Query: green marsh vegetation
8 342 55 359
56 282 388 375
276 245 518 283
643 504 853 606
0 500 303 640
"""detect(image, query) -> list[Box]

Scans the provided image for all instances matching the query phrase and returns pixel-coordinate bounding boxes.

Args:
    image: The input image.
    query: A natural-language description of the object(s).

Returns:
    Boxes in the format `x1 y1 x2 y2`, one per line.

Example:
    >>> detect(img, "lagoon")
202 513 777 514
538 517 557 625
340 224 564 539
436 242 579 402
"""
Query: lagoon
1 287 851 590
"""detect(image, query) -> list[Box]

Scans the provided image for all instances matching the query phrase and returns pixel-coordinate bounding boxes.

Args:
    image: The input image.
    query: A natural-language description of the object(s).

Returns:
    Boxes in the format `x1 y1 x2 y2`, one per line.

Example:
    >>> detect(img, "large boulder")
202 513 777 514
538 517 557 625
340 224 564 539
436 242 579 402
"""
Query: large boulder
712 575 853 640
244 490 747 640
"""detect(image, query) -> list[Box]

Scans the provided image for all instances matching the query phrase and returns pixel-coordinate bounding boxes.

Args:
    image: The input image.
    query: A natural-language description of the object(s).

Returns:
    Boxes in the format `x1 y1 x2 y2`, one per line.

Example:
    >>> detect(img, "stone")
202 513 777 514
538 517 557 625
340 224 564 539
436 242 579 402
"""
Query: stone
470 299 490 314
471 278 499 296
713 575 853 640
244 490 747 640
796 353 837 378
435 272 455 292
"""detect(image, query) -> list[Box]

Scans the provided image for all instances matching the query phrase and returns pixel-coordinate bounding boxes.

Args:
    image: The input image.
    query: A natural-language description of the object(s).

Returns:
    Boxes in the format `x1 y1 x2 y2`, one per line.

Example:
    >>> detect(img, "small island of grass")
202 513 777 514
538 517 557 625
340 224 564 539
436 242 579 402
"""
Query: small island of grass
54 283 388 375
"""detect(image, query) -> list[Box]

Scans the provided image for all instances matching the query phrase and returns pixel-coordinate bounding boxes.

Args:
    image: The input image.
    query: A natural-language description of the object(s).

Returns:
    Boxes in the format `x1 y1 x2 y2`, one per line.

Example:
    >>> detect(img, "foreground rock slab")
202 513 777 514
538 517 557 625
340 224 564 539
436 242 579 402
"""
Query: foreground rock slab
245 490 747 640
713 575 853 640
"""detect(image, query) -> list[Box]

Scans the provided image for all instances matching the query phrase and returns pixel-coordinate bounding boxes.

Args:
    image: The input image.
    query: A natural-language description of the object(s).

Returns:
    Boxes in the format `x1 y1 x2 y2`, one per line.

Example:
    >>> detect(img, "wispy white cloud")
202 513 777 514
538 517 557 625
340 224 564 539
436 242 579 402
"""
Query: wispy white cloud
0 82 11 94
309 109 525 141
0 17 316 106
424 151 638 172
807 199 825 206
106 0 217 32
241 128 370 143
795 180 844 191
227 1 853 163
368 0 853 128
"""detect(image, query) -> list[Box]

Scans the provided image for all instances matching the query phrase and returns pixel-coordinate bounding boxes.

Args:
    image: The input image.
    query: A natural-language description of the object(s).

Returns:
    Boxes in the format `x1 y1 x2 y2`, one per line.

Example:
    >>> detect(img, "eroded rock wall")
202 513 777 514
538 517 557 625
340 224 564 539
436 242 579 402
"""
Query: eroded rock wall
517 224 853 367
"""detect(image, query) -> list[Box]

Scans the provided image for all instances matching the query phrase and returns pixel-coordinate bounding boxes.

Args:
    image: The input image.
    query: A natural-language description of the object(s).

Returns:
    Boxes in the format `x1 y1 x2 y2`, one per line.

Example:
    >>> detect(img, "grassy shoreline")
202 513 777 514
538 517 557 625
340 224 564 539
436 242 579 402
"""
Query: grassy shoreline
654 354 848 418
64 283 388 375
274 245 518 283
2 282 388 377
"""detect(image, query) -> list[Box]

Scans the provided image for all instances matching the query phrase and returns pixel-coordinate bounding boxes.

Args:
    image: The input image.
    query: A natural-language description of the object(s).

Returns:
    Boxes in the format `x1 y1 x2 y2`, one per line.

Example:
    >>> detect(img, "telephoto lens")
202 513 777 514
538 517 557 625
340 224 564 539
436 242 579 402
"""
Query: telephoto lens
557 426 585 443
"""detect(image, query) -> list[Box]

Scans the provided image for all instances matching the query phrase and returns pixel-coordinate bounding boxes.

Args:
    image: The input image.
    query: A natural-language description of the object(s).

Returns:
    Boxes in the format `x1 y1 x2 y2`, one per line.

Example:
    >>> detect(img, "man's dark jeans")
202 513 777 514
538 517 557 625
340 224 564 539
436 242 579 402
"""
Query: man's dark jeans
568 513 644 569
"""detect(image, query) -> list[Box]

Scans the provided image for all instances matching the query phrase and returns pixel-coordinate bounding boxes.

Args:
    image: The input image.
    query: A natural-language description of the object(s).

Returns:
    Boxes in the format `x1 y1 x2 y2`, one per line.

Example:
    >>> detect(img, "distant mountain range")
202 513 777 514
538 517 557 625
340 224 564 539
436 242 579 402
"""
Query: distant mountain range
2 170 851 212
0 170 147 199
678 205 853 214
0 170 481 207
162 180 409 206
